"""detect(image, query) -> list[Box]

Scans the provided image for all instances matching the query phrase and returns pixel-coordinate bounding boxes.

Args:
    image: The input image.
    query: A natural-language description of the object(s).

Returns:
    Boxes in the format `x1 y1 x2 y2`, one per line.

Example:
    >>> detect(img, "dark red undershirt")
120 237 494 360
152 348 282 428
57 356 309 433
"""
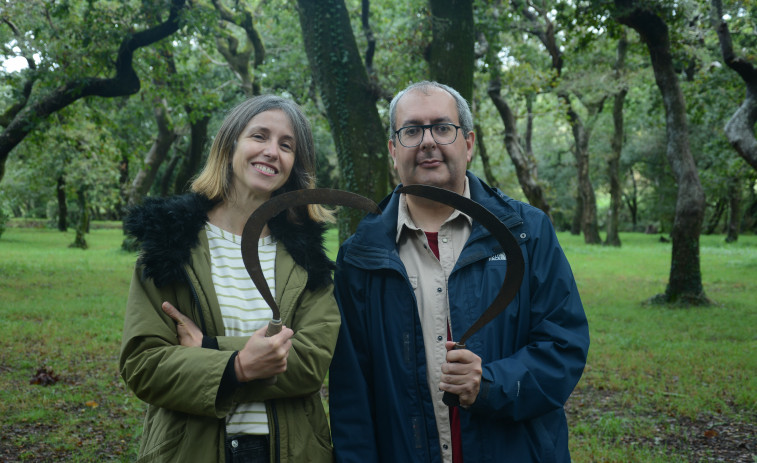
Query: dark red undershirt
425 231 463 463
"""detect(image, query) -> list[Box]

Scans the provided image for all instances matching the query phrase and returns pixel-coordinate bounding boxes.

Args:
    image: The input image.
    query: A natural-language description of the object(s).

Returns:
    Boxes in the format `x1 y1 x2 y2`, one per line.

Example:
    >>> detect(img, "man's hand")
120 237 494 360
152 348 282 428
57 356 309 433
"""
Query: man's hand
162 301 203 347
235 325 294 382
440 341 482 407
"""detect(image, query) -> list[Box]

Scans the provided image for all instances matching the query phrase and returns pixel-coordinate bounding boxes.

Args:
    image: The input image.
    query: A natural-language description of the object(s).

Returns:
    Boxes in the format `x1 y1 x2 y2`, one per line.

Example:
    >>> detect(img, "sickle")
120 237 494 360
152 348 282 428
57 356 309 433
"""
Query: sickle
241 188 381 338
397 184 525 407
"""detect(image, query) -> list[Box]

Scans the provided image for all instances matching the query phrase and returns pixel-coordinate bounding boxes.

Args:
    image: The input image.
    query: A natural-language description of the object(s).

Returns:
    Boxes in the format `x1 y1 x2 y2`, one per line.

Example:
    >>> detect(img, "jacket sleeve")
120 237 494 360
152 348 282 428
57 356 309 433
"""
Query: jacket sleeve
327 245 380 463
468 207 590 422
119 266 235 418
215 283 341 402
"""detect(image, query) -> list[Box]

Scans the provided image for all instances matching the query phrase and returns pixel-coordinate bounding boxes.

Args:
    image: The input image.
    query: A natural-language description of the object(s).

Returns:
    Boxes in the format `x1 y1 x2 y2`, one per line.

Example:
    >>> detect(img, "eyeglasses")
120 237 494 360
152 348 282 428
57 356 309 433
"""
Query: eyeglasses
393 123 462 148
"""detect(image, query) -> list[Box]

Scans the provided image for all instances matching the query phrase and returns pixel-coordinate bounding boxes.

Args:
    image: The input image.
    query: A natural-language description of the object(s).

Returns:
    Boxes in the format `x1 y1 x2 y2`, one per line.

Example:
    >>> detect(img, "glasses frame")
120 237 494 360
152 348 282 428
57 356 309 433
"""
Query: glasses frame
393 123 463 148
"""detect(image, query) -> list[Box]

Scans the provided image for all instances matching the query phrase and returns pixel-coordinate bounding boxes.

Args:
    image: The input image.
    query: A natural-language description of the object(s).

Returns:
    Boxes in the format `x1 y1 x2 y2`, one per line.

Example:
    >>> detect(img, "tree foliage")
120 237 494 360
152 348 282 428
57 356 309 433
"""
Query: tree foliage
2 0 756 303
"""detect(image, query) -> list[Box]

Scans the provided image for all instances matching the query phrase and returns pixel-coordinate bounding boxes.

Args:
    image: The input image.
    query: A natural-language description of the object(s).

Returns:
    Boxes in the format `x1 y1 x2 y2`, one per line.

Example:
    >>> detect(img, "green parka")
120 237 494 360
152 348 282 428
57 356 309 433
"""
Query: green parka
120 194 339 462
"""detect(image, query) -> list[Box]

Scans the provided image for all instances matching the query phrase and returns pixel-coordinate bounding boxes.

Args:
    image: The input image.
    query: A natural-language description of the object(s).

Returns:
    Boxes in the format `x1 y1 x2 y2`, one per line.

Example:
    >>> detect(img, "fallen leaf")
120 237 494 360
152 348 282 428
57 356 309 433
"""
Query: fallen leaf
704 429 718 438
85 401 99 408
29 367 59 386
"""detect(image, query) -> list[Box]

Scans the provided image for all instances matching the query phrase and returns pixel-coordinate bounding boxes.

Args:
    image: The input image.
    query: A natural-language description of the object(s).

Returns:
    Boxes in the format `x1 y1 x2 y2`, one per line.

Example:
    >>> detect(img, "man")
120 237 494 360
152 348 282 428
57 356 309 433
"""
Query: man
329 81 589 462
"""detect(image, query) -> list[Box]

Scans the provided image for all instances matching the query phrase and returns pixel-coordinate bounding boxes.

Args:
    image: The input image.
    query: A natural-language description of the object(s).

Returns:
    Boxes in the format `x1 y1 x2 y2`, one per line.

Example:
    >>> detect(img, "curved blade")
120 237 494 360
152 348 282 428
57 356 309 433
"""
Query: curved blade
241 189 381 320
398 184 525 344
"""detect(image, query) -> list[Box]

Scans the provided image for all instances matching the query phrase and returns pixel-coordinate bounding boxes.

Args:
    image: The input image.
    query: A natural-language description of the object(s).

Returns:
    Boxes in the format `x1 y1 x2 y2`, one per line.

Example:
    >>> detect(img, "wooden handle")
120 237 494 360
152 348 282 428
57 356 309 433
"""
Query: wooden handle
260 319 283 386
442 342 466 407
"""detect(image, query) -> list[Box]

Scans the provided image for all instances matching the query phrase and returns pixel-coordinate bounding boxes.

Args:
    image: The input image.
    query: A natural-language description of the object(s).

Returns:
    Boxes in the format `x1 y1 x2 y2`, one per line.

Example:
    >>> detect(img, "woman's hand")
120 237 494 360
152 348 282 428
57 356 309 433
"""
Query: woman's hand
162 301 203 347
235 325 294 382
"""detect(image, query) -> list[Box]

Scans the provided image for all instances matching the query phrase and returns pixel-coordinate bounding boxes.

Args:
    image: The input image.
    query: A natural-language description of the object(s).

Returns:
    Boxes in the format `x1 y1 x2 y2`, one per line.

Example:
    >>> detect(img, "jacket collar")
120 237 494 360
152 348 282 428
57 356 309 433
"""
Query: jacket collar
345 172 523 270
124 193 334 289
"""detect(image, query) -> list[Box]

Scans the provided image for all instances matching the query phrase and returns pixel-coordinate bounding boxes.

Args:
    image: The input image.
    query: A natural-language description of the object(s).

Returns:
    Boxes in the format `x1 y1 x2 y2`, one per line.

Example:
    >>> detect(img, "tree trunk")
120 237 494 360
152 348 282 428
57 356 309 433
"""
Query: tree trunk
474 123 499 189
606 33 629 247
160 154 182 197
296 0 388 241
605 89 626 246
56 175 67 232
566 95 602 244
615 1 708 305
704 198 726 235
742 180 757 233
173 113 210 194
127 100 177 207
488 79 552 219
624 167 639 230
70 187 89 250
711 0 757 171
428 0 475 102
571 192 582 235
0 0 187 184
725 178 741 243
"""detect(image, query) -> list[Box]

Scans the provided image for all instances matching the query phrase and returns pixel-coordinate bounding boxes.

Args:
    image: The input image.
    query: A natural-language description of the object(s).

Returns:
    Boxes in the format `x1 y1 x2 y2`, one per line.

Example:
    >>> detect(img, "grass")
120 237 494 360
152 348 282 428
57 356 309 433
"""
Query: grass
1 226 755 461
560 233 756 462
0 226 139 461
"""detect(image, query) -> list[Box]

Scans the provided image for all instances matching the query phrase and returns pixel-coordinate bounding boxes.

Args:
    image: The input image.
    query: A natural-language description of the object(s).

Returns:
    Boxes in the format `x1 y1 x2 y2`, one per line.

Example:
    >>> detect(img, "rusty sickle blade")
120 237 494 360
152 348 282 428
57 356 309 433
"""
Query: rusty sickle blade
398 184 525 407
399 185 525 344
240 188 381 323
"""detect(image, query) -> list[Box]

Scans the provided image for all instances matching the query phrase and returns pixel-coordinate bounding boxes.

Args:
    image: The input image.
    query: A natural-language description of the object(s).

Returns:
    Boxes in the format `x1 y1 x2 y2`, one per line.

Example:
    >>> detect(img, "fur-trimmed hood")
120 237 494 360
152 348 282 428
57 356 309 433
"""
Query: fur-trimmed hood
124 193 335 290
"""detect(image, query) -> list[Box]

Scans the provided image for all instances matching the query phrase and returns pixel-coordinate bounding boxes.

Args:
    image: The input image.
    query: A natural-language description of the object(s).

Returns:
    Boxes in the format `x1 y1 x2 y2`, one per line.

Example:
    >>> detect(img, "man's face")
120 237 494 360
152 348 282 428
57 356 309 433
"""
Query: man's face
389 88 474 194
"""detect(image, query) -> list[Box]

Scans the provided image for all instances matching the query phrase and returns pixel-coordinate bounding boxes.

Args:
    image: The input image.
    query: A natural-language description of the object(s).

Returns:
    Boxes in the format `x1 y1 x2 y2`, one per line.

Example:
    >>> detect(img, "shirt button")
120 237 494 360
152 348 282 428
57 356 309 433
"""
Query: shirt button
436 287 443 293
437 335 443 342
442 237 448 243
443 444 449 450
231 439 239 448
520 232 527 239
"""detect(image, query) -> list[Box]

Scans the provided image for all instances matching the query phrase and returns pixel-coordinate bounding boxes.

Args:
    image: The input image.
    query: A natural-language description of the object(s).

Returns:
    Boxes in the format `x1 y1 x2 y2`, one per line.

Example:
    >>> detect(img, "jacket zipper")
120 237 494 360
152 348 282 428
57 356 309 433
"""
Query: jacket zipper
182 267 208 334
272 401 281 463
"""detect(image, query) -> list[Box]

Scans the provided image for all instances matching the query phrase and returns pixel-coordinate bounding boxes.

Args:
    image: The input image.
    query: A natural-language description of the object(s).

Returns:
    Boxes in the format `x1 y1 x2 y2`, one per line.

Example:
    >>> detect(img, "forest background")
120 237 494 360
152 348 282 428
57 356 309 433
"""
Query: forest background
0 0 755 460
2 0 757 303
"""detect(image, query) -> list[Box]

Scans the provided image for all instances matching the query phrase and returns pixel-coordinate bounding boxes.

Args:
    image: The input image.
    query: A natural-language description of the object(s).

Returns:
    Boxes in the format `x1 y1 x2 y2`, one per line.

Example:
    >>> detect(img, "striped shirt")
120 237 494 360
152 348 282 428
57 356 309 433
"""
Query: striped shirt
205 222 276 436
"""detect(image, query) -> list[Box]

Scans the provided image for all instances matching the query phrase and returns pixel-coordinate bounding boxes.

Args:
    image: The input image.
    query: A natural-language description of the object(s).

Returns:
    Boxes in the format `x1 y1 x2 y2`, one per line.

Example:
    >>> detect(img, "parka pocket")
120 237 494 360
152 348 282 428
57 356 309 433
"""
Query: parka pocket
283 395 333 462
525 413 556 460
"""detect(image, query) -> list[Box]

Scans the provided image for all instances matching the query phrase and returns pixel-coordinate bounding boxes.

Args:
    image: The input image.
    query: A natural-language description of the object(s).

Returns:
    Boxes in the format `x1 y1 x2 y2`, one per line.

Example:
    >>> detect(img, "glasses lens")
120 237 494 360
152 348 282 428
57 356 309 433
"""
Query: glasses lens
397 124 459 147
432 124 457 145
399 127 423 147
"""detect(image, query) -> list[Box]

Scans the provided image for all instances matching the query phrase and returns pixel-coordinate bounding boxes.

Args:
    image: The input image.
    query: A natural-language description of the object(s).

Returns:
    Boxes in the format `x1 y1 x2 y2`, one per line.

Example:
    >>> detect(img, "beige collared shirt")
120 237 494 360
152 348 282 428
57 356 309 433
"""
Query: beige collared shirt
396 178 472 463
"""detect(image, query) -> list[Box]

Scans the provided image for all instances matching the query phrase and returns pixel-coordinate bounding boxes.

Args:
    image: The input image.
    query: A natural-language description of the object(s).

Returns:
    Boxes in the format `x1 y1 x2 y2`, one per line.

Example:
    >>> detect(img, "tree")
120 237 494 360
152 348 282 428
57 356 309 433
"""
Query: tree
126 99 178 208
511 0 604 243
710 0 757 171
0 0 188 183
428 0 475 101
605 31 629 246
295 0 389 240
613 0 709 305
476 2 553 218
211 0 266 97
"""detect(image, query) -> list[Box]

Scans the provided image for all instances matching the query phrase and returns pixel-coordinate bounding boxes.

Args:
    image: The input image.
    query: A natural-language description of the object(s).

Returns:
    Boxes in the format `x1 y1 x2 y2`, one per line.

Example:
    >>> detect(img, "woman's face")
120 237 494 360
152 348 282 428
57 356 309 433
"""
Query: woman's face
229 109 296 201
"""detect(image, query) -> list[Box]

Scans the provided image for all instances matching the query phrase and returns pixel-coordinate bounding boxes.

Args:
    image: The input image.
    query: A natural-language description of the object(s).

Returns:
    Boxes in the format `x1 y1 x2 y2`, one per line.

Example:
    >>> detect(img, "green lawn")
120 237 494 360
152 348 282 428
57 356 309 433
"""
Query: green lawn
0 226 754 461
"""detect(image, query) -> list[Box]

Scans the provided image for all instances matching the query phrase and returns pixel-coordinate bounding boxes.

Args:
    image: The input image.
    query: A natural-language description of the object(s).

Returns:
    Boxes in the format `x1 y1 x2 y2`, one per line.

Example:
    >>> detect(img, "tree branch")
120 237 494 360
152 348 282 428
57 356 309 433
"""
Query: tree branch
0 0 187 183
0 18 39 127
710 0 757 170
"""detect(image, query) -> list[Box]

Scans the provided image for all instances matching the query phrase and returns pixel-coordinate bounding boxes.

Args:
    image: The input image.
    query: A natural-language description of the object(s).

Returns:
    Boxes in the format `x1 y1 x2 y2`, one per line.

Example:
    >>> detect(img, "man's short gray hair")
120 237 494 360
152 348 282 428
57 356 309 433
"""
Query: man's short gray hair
388 81 474 141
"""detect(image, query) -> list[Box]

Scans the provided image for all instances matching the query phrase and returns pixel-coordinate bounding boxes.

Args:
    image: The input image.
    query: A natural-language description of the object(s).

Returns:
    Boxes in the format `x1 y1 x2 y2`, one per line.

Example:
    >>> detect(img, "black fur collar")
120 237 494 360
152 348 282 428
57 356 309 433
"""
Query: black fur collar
124 193 334 290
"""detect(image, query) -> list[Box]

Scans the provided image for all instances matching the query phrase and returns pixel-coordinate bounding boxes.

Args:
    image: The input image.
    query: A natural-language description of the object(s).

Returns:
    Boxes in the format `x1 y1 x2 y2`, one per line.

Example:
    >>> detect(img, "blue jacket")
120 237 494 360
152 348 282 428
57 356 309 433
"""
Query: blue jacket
330 173 589 462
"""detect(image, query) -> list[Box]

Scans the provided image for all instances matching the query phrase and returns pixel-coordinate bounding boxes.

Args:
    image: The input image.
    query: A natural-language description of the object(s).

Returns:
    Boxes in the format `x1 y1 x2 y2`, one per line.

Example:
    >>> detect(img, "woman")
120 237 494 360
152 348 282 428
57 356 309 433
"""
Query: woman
120 95 339 462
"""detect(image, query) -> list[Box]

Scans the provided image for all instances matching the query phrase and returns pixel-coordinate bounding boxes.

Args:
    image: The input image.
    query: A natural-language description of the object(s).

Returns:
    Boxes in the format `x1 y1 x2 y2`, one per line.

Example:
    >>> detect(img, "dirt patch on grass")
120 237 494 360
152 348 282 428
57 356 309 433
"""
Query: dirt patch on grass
1 422 65 462
566 385 756 462
0 417 136 462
